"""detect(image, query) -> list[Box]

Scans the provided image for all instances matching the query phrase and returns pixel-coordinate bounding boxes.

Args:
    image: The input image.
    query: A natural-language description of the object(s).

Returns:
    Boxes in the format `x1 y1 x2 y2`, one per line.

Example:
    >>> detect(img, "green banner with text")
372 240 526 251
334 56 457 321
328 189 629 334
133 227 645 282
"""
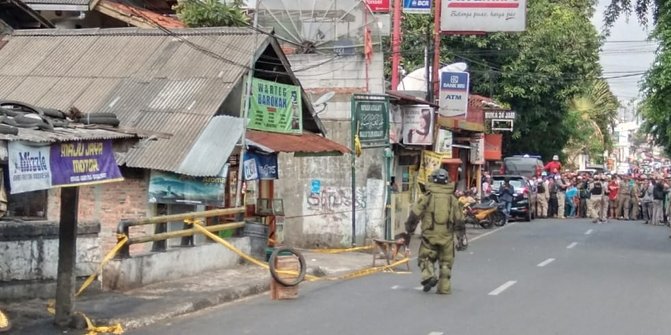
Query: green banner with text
248 78 302 134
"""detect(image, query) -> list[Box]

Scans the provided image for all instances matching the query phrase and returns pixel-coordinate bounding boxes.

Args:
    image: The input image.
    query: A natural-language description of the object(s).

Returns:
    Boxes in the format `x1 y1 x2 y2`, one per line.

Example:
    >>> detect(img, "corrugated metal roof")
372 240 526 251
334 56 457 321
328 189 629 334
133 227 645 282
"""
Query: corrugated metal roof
176 115 243 176
246 130 349 156
0 125 136 143
0 27 269 175
22 0 90 6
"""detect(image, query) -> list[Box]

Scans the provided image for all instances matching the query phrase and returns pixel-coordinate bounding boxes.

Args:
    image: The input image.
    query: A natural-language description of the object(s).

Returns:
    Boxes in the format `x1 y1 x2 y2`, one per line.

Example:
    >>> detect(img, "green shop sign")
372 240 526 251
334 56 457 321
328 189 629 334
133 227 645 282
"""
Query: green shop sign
248 78 302 134
351 94 389 147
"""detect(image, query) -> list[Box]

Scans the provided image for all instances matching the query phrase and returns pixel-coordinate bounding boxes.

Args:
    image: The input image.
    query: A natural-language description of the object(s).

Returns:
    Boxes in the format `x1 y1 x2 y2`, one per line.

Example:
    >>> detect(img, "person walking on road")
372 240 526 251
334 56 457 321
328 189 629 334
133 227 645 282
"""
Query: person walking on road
589 176 605 223
499 178 515 223
544 155 562 174
397 169 465 294
578 177 590 218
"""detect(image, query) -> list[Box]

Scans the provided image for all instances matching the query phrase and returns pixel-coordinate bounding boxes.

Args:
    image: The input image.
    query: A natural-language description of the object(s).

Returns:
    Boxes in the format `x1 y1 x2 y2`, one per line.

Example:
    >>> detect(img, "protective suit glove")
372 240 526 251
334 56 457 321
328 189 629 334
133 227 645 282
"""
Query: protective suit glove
456 231 468 251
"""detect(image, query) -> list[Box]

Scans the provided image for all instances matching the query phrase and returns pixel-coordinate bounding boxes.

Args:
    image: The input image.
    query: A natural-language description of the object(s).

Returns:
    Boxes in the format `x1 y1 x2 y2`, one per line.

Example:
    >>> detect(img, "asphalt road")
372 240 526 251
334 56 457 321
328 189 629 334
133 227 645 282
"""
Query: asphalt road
129 219 671 335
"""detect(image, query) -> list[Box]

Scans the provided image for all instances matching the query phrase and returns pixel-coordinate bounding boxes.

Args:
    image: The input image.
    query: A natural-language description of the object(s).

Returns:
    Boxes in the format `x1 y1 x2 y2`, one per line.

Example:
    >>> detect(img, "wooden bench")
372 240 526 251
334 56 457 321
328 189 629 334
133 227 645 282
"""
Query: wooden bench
372 238 410 271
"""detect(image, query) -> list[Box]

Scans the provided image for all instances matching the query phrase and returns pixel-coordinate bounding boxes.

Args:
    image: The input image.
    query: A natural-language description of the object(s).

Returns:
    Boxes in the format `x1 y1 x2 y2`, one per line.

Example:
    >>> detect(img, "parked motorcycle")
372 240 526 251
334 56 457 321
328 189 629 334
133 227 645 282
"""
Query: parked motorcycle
462 195 506 229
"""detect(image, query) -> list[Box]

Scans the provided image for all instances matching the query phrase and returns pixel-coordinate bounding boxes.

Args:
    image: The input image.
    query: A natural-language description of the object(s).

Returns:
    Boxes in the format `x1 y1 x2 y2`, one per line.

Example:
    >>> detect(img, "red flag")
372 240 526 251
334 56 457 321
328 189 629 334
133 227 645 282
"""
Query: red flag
364 27 373 64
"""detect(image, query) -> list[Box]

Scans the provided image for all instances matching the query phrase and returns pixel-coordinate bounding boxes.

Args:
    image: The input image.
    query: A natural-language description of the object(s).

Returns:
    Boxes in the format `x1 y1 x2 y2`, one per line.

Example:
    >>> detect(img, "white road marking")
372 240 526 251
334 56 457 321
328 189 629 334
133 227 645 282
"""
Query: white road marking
428 332 444 335
489 280 517 296
537 258 555 267
391 285 400 290
585 229 593 235
470 222 516 243
567 242 578 249
414 286 423 291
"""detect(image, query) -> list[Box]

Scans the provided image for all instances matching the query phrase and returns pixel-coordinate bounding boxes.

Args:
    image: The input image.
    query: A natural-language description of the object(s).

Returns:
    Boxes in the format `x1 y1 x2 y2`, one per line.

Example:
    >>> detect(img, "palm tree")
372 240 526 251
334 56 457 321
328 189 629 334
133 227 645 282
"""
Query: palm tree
563 79 619 167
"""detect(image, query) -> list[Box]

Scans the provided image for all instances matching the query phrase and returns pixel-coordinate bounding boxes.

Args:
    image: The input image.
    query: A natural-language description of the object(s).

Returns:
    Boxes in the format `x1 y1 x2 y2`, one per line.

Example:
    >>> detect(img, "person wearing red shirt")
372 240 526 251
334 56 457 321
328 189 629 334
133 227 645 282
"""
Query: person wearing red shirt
544 155 562 174
607 176 620 219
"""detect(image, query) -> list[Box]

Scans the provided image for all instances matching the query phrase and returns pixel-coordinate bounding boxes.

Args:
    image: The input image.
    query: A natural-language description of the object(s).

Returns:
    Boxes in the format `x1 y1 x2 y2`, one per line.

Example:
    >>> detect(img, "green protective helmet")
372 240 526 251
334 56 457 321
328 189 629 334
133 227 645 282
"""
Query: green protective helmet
431 168 449 184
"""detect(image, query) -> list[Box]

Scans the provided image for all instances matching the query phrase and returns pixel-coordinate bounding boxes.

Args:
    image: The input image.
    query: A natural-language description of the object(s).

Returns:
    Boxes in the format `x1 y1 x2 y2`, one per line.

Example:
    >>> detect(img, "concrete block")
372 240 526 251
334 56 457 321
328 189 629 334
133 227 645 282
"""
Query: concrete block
102 237 251 291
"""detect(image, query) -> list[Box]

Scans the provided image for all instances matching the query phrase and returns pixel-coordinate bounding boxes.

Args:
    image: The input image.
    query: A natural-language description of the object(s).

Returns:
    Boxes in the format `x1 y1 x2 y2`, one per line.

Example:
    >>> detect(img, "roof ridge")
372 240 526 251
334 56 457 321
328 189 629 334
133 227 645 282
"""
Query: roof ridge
11 27 257 37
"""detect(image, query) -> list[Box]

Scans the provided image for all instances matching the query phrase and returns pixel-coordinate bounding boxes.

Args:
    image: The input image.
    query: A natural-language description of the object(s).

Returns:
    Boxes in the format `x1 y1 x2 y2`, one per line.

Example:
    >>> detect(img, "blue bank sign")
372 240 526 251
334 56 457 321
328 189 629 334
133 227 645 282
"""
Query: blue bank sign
439 71 470 118
403 0 431 14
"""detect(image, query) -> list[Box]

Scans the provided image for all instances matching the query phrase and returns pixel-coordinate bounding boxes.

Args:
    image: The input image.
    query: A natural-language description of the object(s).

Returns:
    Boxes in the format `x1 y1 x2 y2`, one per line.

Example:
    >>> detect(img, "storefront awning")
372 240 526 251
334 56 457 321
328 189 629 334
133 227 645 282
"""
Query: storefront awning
246 130 350 156
437 116 484 132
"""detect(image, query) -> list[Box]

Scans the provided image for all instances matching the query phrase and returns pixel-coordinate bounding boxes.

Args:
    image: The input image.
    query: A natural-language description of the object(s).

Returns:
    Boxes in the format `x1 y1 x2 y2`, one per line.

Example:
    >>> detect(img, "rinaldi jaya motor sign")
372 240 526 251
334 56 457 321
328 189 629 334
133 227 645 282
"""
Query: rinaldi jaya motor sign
441 0 527 32
8 140 123 194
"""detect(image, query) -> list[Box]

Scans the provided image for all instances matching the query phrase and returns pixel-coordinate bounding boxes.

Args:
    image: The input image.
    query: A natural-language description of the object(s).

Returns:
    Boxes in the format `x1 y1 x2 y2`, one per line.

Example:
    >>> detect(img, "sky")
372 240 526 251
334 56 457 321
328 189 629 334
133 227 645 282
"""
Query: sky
591 0 657 104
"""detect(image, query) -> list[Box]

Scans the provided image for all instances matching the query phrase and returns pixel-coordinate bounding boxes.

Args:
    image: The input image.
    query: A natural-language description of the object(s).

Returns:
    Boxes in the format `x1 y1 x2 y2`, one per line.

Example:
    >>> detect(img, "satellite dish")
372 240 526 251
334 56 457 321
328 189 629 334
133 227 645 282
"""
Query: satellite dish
313 91 335 106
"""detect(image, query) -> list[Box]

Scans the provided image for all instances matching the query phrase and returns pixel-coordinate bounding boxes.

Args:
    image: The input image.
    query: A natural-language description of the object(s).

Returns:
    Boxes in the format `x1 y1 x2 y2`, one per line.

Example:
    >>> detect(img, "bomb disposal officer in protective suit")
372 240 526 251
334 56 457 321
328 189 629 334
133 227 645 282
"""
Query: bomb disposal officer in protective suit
397 168 465 294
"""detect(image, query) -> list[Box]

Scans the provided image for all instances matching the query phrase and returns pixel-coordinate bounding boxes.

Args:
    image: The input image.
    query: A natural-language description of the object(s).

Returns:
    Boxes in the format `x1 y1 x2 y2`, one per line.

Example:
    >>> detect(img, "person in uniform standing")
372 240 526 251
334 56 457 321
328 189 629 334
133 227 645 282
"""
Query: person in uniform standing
397 169 465 294
616 175 631 220
589 175 605 223
536 175 548 218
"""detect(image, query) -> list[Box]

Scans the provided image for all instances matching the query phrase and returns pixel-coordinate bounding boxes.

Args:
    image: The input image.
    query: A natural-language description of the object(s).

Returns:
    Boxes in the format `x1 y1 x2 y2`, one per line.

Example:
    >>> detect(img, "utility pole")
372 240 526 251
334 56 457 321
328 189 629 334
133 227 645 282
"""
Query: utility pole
432 0 442 103
390 0 403 89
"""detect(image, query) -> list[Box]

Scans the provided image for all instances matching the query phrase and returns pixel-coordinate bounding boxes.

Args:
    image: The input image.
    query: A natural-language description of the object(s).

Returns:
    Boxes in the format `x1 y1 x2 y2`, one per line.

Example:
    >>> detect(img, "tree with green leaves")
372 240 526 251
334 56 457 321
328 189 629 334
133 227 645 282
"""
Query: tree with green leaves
563 79 619 167
174 0 249 28
389 0 606 161
603 1 671 156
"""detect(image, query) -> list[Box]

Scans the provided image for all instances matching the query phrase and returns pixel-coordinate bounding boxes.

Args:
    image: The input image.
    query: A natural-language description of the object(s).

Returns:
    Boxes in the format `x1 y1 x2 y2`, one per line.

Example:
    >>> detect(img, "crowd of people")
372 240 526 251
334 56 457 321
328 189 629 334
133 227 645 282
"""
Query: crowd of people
480 155 671 238
529 172 671 227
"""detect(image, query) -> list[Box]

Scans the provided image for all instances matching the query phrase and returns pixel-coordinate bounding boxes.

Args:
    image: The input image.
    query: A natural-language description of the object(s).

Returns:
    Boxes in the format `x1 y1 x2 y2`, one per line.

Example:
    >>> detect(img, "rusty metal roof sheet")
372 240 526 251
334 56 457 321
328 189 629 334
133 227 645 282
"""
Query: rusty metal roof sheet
0 27 269 175
176 115 243 176
246 130 349 156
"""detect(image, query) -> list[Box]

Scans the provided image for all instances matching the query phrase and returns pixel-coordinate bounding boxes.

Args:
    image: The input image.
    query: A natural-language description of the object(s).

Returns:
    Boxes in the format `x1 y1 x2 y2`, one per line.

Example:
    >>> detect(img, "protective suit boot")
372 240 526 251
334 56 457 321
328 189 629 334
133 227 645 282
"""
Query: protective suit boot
421 277 438 292
437 265 451 294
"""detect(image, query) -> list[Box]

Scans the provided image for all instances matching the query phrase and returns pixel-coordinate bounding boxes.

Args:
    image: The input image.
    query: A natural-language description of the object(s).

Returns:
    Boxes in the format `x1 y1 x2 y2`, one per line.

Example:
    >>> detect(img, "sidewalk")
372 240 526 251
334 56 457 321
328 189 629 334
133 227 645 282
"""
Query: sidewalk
7 227 488 334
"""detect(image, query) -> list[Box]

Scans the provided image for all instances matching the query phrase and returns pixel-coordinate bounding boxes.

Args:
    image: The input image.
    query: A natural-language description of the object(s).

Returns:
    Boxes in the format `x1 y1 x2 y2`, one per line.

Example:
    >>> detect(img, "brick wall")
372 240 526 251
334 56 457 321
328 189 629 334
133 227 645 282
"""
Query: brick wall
48 168 152 253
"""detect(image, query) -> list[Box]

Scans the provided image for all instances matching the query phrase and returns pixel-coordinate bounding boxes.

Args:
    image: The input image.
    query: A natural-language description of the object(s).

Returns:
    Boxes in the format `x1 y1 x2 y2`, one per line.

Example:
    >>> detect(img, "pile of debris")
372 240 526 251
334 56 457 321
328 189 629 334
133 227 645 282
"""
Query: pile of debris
0 100 121 135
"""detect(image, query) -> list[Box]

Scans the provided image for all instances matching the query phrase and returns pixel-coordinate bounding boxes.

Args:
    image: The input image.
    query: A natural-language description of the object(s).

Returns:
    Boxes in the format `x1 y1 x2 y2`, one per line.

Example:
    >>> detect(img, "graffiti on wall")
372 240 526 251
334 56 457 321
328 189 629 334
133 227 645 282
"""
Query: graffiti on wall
303 178 386 242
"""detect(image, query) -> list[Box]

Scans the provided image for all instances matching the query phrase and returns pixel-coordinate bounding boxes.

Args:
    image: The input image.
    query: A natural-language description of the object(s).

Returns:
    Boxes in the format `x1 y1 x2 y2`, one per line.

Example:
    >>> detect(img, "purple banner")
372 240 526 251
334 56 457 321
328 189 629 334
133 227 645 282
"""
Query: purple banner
50 140 123 187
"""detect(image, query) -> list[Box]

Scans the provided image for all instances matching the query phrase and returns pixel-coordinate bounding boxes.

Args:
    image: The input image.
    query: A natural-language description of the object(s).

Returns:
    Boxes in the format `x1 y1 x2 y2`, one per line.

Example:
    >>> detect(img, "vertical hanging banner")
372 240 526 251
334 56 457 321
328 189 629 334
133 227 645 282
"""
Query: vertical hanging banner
418 150 451 184
366 0 390 12
351 94 390 147
7 142 52 194
434 128 453 156
439 71 470 118
470 133 485 164
403 0 432 14
441 0 527 32
248 77 302 134
50 140 124 187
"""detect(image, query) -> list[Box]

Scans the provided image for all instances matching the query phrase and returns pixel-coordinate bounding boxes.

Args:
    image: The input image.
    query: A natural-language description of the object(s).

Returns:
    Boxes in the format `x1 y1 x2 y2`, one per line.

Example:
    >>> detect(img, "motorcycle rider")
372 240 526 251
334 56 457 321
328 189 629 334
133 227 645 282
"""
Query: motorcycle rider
397 168 465 294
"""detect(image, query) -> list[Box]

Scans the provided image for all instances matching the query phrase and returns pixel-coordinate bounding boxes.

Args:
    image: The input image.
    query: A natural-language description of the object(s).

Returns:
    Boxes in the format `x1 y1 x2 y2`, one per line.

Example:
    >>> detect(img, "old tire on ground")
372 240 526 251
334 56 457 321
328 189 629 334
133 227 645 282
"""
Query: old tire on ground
41 108 66 119
268 247 306 287
0 123 18 135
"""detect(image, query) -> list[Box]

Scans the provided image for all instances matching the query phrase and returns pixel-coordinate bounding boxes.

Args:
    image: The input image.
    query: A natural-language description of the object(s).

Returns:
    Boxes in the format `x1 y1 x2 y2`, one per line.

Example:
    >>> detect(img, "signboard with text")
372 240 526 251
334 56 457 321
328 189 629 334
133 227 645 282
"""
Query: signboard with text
148 168 227 205
366 0 390 12
418 150 451 184
484 109 516 120
470 134 485 165
403 0 431 14
8 140 123 194
248 77 302 134
243 151 279 181
351 94 389 147
439 71 469 118
441 0 527 32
